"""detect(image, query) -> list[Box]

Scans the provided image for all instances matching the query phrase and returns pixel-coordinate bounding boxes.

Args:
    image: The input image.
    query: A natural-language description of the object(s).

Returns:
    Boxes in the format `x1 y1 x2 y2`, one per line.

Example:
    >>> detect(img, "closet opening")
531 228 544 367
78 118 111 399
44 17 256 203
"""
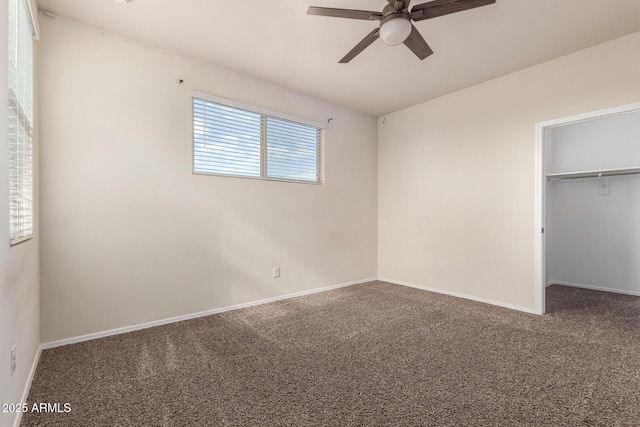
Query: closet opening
535 102 640 314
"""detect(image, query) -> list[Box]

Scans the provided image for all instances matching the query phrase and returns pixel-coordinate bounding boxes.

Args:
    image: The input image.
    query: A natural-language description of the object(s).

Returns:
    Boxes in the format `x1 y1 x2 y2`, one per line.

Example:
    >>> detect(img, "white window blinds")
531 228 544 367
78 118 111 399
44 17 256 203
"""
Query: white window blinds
266 117 319 182
193 95 323 184
8 0 35 245
193 99 262 178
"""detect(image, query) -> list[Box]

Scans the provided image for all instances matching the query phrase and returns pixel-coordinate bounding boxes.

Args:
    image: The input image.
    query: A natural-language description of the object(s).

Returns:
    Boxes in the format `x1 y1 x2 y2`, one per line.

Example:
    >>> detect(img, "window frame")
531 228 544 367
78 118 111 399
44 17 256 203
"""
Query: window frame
191 91 325 185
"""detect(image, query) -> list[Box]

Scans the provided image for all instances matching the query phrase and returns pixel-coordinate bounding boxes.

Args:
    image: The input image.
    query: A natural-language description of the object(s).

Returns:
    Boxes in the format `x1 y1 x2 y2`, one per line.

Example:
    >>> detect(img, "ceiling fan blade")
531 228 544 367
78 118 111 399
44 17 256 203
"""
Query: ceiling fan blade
403 25 433 60
339 28 380 63
410 0 495 21
307 7 383 20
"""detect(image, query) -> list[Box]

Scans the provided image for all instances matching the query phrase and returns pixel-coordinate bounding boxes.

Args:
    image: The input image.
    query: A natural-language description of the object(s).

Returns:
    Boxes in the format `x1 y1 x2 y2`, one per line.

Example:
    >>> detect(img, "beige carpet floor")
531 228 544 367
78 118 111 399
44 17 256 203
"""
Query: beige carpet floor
22 282 640 426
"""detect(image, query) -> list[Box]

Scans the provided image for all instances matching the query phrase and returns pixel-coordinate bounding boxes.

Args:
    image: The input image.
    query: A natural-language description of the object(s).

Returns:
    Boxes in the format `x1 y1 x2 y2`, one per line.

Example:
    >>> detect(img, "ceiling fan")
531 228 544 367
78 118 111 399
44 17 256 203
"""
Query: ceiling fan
307 0 496 63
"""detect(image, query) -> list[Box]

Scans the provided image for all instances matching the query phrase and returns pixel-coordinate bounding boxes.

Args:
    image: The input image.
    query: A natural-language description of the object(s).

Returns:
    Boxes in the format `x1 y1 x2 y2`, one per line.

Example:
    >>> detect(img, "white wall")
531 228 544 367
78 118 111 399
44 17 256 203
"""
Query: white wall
378 31 640 311
0 1 40 426
546 111 640 294
547 111 640 174
38 17 378 344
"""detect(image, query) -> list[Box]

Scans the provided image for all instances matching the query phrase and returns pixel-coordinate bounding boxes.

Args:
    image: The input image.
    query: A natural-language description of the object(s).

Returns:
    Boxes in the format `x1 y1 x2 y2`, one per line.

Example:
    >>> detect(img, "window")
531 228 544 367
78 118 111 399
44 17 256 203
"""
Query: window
8 0 36 245
192 92 324 184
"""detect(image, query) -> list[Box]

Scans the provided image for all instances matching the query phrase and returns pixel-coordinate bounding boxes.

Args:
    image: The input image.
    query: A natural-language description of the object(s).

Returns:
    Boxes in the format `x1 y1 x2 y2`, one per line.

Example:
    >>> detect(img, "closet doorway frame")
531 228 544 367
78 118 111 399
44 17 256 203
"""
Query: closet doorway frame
534 101 640 315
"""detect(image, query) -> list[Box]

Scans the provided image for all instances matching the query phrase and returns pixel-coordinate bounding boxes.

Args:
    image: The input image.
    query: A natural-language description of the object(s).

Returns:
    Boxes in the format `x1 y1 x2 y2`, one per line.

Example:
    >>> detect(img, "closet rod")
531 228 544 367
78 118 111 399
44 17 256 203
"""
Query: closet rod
547 167 640 181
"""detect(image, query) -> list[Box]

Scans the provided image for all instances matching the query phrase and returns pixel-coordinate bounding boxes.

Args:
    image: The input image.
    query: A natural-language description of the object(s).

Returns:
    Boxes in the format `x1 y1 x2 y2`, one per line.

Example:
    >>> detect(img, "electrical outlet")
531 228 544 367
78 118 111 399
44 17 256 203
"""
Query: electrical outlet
439 262 446 272
11 345 16 376
273 266 281 278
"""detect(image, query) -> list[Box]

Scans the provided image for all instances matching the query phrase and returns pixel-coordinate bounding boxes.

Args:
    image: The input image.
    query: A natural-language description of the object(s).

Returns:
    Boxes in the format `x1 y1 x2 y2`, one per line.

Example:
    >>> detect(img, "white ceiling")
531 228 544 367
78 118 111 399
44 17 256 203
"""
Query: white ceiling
36 0 640 117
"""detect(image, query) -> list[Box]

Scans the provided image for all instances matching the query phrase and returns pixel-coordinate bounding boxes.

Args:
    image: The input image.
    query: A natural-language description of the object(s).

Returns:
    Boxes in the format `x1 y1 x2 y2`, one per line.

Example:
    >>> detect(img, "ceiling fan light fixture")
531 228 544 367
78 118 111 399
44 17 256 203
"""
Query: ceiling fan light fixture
379 17 412 46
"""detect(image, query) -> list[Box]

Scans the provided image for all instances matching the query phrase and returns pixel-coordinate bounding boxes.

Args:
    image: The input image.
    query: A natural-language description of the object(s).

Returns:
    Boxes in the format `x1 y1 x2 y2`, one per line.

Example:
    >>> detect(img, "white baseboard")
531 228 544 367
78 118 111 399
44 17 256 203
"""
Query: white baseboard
548 281 640 297
13 345 42 427
378 277 536 314
41 277 377 350
43 275 578 355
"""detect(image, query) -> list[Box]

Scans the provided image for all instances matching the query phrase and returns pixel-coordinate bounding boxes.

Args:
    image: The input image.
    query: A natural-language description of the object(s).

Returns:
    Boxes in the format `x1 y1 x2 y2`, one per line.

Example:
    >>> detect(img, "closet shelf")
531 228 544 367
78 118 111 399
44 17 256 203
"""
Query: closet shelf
547 167 640 181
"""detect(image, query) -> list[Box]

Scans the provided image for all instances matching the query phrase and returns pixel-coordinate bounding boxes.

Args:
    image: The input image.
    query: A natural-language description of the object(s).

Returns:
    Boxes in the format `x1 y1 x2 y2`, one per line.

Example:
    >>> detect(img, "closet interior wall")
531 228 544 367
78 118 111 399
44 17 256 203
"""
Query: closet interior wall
545 111 640 295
